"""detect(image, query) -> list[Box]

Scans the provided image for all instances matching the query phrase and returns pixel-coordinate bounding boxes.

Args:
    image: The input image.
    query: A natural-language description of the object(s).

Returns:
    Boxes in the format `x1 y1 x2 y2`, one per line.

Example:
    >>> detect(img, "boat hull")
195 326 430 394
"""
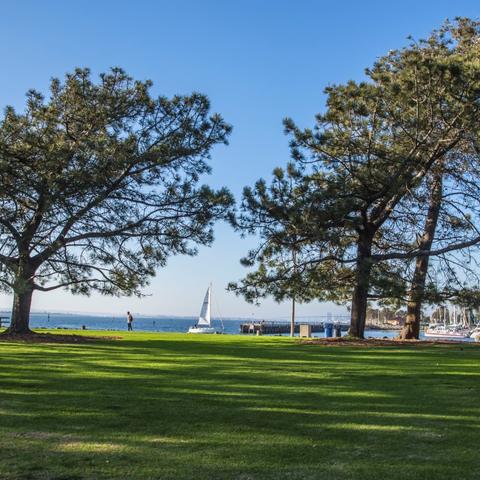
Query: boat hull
425 333 469 338
470 328 480 340
424 329 470 338
188 327 216 334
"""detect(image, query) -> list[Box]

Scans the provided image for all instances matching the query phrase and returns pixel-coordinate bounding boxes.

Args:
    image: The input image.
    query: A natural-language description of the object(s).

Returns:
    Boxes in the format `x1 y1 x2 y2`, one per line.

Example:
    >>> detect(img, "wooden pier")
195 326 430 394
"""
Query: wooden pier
239 321 349 335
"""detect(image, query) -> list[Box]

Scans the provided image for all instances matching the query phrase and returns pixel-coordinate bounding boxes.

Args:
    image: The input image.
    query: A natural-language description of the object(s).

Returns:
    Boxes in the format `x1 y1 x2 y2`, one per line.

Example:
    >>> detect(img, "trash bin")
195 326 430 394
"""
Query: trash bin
324 323 334 338
334 324 342 337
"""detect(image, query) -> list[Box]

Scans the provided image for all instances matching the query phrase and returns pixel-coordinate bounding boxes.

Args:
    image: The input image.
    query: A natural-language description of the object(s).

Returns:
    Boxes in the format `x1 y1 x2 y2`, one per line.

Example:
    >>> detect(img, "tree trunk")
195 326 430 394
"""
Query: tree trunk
6 264 35 335
349 232 374 339
400 172 443 340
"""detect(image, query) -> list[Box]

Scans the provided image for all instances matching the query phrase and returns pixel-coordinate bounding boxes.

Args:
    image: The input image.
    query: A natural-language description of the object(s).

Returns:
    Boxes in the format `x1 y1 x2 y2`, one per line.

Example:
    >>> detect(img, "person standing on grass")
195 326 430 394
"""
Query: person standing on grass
127 311 134 331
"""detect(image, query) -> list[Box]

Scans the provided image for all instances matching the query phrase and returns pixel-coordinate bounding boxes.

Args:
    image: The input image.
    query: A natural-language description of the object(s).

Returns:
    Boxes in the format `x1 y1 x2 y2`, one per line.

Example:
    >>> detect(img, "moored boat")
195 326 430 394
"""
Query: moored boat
470 327 480 341
425 305 472 339
424 324 470 338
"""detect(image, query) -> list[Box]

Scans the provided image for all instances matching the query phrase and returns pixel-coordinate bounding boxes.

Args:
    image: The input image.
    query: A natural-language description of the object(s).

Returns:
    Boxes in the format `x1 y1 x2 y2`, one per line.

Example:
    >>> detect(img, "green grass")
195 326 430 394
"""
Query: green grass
0 331 479 479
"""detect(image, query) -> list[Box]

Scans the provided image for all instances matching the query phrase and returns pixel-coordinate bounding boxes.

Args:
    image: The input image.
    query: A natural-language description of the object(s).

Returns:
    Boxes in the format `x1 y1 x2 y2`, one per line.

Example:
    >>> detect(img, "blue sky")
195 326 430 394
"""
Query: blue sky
0 0 478 318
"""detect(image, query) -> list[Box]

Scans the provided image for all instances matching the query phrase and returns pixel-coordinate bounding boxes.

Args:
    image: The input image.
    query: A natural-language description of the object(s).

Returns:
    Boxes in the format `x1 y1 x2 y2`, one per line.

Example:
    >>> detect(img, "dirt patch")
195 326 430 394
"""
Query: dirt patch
0 332 122 344
300 337 477 347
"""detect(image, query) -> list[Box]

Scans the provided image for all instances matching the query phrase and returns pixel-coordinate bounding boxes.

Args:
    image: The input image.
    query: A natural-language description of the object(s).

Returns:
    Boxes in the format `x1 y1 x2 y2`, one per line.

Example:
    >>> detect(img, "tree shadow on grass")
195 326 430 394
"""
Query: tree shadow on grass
0 337 479 479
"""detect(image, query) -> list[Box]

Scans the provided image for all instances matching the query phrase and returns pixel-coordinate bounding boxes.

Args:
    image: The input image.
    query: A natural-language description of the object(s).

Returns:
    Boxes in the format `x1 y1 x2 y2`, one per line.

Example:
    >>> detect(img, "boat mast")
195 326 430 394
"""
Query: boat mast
208 283 212 326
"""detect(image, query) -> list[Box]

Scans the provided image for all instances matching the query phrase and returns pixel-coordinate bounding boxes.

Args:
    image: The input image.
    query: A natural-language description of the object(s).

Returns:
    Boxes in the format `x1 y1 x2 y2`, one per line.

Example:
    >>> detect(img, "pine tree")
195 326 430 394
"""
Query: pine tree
232 18 480 338
0 68 233 335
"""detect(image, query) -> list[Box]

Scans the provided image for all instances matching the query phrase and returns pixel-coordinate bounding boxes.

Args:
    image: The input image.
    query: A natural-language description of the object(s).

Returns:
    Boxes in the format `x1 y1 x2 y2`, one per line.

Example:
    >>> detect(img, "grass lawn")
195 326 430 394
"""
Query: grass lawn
0 331 479 480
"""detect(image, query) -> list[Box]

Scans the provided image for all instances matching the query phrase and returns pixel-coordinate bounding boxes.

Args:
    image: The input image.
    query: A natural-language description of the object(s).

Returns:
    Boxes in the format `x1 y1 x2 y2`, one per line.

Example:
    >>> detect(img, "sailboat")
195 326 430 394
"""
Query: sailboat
425 305 471 339
188 285 216 334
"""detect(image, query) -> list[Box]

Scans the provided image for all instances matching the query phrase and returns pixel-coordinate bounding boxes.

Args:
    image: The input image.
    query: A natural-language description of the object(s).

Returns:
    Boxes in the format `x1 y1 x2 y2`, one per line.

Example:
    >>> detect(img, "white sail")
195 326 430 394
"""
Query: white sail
197 286 211 326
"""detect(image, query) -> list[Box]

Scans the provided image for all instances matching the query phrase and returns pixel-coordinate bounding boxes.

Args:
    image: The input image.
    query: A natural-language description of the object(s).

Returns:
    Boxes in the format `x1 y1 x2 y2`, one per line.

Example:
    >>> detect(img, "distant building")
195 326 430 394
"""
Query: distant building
366 307 406 327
